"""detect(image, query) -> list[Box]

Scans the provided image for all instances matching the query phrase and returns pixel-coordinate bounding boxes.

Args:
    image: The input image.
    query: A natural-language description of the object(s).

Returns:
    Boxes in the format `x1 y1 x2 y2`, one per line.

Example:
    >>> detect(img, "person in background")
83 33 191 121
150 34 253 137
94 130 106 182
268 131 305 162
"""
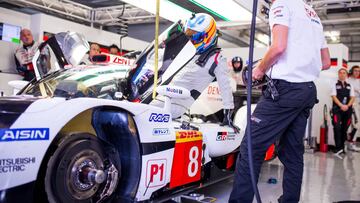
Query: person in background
14 28 40 81
347 65 360 151
331 68 355 158
109 44 120 55
81 43 101 65
89 43 101 59
229 56 243 85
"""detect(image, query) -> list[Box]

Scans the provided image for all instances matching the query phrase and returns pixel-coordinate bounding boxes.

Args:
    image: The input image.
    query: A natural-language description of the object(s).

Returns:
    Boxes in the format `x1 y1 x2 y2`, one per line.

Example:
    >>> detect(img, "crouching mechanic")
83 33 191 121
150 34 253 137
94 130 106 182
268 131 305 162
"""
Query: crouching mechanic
152 13 234 126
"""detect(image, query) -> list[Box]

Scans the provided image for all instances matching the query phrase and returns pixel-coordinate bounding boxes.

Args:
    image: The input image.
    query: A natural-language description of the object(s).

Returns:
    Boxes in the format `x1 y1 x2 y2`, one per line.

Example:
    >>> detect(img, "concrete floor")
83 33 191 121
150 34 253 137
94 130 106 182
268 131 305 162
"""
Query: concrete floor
194 151 360 203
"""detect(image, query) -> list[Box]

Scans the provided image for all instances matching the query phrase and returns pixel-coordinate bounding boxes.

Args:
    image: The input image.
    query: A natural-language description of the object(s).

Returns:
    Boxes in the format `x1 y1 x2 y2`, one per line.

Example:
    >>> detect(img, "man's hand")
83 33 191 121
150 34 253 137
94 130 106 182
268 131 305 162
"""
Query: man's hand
220 109 240 133
340 104 349 112
252 66 265 81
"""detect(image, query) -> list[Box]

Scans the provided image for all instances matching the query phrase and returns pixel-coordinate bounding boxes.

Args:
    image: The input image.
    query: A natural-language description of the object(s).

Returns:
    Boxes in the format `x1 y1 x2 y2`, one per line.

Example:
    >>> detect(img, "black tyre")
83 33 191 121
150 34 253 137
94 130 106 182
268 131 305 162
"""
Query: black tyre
44 133 117 203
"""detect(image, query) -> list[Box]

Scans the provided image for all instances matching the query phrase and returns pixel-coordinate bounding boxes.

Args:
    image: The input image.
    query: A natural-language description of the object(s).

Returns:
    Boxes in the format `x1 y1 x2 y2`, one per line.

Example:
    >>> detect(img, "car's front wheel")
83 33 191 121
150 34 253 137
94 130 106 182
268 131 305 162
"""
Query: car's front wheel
44 133 119 203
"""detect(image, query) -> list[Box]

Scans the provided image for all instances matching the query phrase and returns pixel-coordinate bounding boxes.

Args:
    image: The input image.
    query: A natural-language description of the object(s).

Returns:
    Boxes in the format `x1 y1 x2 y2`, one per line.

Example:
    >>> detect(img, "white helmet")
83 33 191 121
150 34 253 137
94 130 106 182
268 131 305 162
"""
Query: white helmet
183 13 218 53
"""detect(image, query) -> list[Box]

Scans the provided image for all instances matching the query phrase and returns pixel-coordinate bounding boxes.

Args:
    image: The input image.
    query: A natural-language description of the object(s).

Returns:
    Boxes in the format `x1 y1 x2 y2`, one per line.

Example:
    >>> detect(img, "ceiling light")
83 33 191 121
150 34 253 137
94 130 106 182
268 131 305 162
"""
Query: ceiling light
189 0 252 21
122 0 253 23
324 31 340 42
121 0 192 22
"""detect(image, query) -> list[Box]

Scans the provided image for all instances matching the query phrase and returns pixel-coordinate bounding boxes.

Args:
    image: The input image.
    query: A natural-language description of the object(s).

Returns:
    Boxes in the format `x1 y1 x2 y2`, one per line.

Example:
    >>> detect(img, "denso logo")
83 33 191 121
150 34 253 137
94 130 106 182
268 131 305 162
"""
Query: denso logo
0 128 50 142
149 113 170 123
166 87 183 94
207 85 220 95
113 57 131 65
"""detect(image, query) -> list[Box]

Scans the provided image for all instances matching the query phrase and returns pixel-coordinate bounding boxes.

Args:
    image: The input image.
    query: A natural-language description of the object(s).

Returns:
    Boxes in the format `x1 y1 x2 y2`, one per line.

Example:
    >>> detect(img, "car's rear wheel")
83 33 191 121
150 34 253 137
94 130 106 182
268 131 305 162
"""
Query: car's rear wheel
44 133 119 203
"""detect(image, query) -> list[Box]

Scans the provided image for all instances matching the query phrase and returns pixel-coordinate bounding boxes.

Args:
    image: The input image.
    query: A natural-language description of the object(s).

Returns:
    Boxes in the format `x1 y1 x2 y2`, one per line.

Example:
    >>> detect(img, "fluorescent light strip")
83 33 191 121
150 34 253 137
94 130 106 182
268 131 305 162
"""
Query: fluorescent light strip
187 0 230 21
190 0 253 21
121 0 192 22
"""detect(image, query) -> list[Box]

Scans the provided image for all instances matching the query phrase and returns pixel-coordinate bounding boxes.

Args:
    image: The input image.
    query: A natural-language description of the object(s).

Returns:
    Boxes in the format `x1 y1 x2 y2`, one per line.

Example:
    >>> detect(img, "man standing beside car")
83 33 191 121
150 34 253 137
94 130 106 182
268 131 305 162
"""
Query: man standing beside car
229 0 330 202
14 29 40 81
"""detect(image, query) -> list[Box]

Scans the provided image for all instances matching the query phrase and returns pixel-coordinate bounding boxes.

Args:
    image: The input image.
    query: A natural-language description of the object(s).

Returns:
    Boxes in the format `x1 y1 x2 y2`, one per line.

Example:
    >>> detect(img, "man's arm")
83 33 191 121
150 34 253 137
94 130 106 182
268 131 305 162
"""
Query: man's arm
14 54 26 75
213 54 234 110
348 86 356 107
253 25 288 80
332 95 343 108
321 48 331 70
348 96 355 107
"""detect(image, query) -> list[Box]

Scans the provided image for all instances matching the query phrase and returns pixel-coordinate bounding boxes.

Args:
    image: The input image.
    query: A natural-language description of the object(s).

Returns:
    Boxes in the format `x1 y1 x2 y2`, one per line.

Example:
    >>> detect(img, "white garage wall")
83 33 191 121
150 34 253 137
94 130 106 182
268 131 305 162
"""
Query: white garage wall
32 13 148 51
0 7 31 28
349 61 360 68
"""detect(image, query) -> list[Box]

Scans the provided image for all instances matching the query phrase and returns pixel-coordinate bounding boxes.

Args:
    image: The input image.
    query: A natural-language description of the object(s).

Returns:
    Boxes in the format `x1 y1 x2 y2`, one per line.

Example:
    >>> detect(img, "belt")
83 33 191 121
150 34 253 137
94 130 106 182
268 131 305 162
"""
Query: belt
272 79 314 87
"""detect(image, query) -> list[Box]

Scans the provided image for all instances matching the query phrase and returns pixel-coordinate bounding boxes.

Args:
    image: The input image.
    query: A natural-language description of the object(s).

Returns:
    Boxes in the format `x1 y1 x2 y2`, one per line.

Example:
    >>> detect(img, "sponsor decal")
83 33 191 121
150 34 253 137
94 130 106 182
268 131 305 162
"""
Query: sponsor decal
0 128 50 142
145 159 167 188
251 116 262 124
305 7 318 18
166 87 183 94
113 57 131 65
153 128 170 136
305 6 320 24
336 85 341 89
0 157 36 173
176 131 202 143
216 132 236 141
207 86 220 95
273 9 282 15
149 113 170 123
311 19 320 25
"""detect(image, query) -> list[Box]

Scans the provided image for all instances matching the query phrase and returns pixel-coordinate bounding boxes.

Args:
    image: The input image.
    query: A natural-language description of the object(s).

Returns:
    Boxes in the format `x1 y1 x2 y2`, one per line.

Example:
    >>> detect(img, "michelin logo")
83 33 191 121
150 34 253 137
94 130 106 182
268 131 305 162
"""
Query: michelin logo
0 128 50 142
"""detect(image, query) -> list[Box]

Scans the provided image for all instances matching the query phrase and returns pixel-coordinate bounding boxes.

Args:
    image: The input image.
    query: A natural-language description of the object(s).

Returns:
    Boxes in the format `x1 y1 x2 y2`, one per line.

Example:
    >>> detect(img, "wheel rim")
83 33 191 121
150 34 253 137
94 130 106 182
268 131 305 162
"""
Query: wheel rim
66 150 104 200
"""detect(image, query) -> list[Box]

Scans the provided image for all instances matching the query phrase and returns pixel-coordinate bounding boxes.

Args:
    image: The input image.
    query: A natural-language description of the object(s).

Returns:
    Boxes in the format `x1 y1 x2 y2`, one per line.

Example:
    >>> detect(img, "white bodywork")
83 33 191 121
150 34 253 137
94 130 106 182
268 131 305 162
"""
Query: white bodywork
0 91 248 201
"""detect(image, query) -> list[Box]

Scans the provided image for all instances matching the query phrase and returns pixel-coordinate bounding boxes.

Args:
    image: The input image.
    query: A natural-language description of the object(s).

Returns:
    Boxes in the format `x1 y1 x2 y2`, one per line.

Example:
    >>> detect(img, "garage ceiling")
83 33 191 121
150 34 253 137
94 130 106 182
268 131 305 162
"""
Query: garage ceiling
1 0 360 60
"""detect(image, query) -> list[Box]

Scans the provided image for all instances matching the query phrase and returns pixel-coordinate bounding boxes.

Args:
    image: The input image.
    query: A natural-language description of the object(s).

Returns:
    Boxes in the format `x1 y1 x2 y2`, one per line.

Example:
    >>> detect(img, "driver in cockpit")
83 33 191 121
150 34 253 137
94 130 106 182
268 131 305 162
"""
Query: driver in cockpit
153 13 234 126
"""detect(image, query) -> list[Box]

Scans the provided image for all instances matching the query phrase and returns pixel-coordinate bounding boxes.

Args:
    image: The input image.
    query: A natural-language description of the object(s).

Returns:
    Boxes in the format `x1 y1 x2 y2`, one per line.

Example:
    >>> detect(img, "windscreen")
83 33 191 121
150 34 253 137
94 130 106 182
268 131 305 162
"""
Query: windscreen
33 32 89 80
21 65 128 99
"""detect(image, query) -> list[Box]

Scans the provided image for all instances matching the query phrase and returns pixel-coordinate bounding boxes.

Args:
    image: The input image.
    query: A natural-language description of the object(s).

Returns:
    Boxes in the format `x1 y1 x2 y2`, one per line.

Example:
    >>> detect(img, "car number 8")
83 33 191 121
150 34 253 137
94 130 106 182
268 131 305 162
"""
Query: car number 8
188 146 199 177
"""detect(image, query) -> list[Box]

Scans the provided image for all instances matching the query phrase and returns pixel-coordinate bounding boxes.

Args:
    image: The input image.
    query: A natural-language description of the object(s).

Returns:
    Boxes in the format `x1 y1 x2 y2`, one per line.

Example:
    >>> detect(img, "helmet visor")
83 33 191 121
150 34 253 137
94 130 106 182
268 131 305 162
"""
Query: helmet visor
184 28 205 45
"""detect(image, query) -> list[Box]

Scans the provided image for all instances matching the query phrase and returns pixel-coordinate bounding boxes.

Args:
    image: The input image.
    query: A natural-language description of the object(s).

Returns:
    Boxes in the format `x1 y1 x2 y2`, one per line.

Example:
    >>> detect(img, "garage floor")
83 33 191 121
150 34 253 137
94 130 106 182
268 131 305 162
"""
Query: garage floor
194 151 360 203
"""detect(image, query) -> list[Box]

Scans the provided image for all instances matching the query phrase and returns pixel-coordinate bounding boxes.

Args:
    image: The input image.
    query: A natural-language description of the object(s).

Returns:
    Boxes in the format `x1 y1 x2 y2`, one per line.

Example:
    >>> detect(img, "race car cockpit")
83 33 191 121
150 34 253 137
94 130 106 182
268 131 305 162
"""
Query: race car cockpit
126 21 196 104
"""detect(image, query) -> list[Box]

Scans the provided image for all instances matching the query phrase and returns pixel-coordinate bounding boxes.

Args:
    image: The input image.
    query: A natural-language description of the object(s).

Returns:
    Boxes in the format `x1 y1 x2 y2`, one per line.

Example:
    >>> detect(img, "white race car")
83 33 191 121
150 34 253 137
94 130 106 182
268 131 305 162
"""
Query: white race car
0 24 274 203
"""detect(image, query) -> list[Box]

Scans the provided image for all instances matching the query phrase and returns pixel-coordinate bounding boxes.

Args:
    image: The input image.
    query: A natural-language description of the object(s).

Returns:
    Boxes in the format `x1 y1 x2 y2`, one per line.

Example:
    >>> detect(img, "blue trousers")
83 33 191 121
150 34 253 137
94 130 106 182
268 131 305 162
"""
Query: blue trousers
229 80 317 203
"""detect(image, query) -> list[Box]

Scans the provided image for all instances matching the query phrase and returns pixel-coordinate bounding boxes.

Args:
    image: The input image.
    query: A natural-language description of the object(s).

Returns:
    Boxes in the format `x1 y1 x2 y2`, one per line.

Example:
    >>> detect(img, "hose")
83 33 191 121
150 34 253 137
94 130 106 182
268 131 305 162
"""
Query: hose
152 0 160 99
246 0 262 202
